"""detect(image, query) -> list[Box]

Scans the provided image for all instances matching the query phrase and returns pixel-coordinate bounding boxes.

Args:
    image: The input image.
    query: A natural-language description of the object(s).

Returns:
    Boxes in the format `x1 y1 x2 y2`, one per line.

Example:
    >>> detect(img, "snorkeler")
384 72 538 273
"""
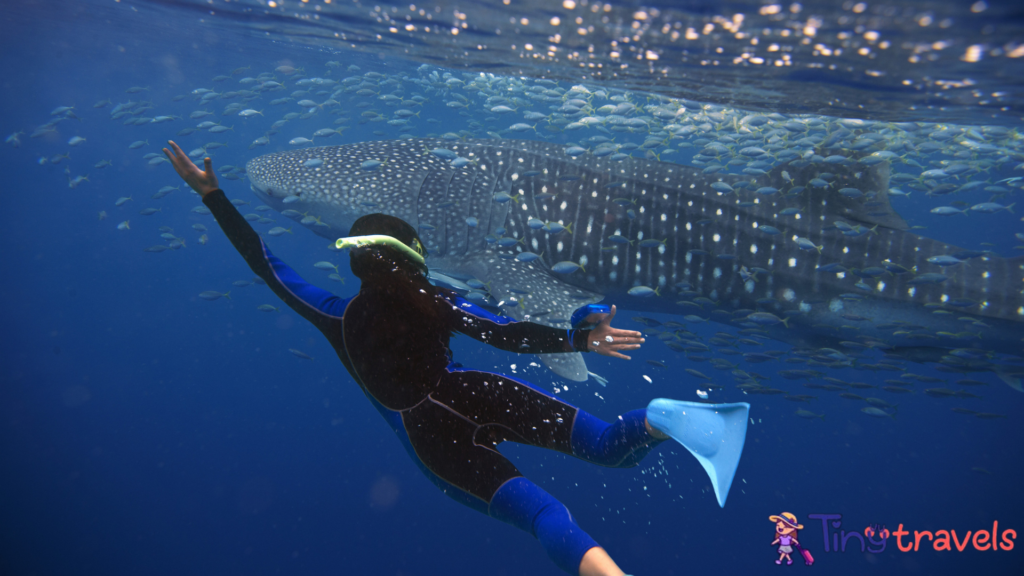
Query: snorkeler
164 141 750 576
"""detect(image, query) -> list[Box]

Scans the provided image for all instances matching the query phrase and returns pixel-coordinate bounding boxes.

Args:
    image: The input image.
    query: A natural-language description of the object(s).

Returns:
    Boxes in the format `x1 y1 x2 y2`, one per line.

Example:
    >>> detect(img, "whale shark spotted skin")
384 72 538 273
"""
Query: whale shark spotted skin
246 138 1024 385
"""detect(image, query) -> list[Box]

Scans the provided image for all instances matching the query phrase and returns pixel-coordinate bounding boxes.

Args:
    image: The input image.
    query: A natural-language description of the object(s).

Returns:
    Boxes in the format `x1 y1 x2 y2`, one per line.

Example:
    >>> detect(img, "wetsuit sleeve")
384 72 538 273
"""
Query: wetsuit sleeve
203 189 349 340
445 294 591 354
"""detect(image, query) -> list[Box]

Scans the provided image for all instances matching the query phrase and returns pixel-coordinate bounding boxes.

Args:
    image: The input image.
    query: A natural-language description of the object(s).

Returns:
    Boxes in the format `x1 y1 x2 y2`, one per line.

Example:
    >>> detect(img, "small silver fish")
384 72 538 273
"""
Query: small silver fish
198 291 230 301
288 348 314 360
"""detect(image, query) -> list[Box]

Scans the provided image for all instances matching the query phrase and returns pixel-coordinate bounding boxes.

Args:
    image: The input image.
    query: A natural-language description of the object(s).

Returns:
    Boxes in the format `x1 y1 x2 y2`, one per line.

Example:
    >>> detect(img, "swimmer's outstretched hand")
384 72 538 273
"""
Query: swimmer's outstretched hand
587 305 644 360
163 140 219 197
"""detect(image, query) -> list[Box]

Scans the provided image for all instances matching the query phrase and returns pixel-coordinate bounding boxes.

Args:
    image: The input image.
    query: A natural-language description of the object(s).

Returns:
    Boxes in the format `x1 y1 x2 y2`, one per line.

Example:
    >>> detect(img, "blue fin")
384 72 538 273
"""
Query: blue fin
646 399 750 508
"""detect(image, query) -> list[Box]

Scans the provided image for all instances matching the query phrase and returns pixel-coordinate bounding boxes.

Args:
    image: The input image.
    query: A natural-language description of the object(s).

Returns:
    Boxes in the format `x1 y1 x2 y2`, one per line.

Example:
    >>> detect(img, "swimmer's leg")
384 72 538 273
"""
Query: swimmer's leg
569 408 664 468
489 476 607 575
365 391 615 575
434 368 664 469
436 369 750 507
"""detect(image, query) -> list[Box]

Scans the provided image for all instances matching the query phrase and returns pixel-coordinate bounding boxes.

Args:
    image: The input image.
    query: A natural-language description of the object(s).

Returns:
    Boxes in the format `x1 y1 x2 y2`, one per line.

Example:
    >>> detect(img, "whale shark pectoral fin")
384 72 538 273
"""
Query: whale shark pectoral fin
538 352 589 382
431 250 603 382
996 370 1024 393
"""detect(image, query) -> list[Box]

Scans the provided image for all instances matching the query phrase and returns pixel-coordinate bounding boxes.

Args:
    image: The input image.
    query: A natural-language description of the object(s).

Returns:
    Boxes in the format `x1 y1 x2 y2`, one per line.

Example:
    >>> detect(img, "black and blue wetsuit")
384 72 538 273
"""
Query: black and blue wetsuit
204 189 664 574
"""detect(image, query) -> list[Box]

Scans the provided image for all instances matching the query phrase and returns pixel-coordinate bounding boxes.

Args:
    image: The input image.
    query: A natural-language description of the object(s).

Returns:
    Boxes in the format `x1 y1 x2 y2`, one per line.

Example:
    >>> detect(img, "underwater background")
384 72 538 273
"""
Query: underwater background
2 0 1023 574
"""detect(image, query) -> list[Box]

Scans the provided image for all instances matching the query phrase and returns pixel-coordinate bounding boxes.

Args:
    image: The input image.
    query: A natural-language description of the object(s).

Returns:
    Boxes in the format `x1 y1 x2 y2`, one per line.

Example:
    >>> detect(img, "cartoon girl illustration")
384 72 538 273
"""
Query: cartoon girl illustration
770 512 804 565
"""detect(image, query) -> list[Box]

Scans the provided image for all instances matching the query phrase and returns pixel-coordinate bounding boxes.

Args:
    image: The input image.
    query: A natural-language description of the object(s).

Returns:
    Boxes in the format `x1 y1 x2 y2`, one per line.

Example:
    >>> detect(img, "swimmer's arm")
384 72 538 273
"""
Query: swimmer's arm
450 297 644 359
446 295 590 354
201 189 350 328
163 142 350 333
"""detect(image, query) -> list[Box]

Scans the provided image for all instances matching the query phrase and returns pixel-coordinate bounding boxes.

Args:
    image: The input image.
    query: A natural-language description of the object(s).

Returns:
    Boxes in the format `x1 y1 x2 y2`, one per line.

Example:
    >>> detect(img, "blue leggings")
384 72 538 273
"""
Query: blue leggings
368 368 663 574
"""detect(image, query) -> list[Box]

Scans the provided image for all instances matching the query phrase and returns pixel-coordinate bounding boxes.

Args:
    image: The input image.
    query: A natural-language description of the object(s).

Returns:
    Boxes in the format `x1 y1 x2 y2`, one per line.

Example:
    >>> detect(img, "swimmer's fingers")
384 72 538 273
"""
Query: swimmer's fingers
606 328 644 340
596 304 619 329
595 305 644 337
611 342 643 353
589 325 644 347
592 307 632 336
164 140 219 196
201 156 220 193
592 340 642 360
163 140 193 177
163 140 202 181
600 343 641 360
587 305 645 359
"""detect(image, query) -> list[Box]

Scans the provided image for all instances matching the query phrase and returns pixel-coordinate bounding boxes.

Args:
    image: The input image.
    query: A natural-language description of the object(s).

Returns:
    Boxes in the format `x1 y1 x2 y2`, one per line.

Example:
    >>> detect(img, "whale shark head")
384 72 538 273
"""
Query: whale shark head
245 139 604 381
246 141 436 237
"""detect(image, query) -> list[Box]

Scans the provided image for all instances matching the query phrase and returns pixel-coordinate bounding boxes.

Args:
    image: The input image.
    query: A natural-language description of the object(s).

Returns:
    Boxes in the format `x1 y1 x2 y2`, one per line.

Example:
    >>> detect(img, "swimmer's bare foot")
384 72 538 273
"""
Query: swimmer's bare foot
645 417 669 439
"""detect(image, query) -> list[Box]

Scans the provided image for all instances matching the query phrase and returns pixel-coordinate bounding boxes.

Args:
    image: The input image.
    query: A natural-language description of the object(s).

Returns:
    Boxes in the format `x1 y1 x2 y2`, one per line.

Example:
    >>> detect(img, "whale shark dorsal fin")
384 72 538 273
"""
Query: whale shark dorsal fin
779 157 908 231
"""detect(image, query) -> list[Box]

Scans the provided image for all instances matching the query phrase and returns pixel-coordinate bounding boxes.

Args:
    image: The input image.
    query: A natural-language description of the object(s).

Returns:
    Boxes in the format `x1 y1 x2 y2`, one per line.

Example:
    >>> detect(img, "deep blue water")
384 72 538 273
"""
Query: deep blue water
2 2 1024 575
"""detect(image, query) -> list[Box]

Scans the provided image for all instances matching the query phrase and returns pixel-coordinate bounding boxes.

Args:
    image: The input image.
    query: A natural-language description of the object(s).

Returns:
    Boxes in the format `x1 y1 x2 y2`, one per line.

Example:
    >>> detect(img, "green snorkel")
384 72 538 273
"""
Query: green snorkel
335 234 427 271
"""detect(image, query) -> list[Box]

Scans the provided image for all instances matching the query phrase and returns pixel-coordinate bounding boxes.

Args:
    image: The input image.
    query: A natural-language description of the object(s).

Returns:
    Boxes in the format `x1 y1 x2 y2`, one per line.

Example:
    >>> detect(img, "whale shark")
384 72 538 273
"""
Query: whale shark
245 138 1024 387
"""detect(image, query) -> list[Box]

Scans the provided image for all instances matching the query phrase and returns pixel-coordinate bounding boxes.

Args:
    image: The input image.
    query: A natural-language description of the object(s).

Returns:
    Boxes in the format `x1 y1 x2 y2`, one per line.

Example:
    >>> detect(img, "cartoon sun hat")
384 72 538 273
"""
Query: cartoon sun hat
769 512 804 530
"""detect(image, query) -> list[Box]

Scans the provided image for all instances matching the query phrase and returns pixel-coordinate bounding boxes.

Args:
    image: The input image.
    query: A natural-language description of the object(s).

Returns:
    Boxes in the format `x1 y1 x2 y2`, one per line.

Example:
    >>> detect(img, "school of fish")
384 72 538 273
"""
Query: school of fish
10 57 1024 425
